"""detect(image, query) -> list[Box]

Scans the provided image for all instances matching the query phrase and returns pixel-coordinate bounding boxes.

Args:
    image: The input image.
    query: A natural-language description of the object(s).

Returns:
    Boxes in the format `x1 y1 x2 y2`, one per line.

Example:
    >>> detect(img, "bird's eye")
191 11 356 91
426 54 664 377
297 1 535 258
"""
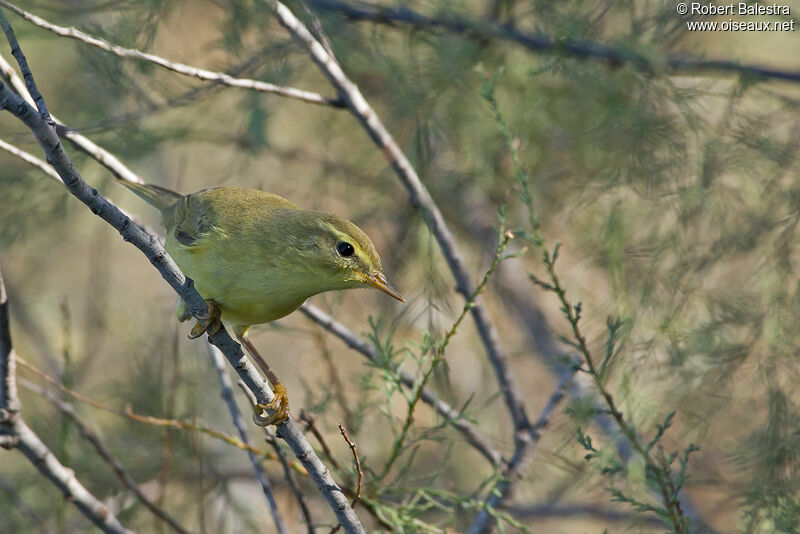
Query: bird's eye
336 241 355 257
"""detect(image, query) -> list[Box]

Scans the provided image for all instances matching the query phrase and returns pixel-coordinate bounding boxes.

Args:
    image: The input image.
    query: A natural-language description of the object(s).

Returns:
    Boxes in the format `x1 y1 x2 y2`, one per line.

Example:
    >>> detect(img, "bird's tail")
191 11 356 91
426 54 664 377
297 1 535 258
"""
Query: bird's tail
118 180 182 212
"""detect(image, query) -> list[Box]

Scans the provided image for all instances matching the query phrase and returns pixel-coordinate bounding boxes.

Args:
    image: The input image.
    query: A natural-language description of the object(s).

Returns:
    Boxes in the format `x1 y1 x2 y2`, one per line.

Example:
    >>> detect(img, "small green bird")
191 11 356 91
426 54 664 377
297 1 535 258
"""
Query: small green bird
121 181 404 425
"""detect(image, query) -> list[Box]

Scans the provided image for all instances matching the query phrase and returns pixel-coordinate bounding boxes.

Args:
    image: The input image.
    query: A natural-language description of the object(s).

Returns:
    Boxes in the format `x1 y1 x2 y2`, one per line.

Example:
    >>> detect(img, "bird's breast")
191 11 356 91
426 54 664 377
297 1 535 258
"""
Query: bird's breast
166 236 315 326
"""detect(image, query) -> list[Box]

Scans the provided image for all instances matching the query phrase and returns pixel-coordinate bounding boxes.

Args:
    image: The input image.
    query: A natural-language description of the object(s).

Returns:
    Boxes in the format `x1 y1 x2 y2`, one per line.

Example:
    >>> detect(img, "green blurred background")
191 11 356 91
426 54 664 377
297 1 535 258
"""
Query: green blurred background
3 0 800 532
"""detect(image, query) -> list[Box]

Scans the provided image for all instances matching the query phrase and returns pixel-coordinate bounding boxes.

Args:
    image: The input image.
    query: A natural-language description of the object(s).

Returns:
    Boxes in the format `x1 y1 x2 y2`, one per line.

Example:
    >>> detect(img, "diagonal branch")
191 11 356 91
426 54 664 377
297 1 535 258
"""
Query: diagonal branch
205 343 289 534
14 419 134 534
19 379 192 534
0 136 62 182
467 367 575 534
263 0 533 447
0 118 505 472
300 303 504 467
309 0 800 84
0 0 344 108
0 9 365 533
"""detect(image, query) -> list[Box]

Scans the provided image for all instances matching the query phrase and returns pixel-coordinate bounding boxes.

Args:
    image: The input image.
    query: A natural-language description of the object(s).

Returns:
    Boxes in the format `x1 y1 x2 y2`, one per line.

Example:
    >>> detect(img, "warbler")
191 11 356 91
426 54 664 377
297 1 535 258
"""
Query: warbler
121 181 404 425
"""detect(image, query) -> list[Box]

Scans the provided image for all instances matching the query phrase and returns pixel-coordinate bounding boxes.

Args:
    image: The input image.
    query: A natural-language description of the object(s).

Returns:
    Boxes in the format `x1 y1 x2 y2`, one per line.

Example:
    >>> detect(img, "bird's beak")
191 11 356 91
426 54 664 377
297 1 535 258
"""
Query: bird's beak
360 272 405 302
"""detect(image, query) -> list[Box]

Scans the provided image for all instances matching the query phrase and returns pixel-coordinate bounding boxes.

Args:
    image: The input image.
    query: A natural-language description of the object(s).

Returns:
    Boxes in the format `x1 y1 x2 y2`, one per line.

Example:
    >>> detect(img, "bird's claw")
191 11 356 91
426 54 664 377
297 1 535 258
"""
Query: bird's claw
252 383 290 427
188 299 223 339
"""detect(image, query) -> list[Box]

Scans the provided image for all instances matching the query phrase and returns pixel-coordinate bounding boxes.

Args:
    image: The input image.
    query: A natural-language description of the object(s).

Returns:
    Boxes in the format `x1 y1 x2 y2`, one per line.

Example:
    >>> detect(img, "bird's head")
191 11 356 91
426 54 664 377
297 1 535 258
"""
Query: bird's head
286 210 405 302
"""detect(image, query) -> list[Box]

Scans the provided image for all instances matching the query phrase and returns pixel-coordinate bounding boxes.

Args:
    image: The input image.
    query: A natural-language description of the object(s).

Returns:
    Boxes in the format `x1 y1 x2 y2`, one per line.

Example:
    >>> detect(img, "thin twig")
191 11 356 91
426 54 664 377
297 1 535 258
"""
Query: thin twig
330 423 362 534
264 0 533 444
310 0 800 84
339 424 362 506
300 409 341 470
379 226 515 481
0 136 62 182
16 356 303 471
312 328 354 429
19 379 193 534
0 11 364 531
205 343 289 534
0 0 344 107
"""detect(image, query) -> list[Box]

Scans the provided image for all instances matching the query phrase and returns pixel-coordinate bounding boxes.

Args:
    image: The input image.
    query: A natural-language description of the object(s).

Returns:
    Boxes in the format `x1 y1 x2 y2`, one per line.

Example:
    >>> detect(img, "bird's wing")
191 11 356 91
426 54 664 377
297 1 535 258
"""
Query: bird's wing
169 190 216 248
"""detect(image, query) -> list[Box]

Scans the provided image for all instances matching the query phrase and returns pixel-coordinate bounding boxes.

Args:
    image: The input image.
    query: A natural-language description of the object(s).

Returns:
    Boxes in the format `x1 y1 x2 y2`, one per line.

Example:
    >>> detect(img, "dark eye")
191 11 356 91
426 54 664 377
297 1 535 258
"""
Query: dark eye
336 241 355 257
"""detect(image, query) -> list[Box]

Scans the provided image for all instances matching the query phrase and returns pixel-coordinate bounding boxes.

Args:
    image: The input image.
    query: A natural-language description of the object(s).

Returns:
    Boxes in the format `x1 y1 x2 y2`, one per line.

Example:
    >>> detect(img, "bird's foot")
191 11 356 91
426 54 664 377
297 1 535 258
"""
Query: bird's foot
253 383 290 427
188 299 223 339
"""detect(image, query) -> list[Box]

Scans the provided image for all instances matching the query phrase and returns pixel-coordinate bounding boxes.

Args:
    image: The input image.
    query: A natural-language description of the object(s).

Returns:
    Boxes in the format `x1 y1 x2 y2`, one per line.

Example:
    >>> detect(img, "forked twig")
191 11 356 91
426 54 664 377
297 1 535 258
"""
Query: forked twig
330 423 362 534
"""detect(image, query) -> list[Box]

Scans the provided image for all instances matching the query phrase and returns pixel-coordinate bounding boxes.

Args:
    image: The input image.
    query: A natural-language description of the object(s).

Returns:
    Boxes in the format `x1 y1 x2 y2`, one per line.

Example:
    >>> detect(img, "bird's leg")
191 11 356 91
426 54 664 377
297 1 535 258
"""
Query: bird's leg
186 299 223 339
236 332 290 426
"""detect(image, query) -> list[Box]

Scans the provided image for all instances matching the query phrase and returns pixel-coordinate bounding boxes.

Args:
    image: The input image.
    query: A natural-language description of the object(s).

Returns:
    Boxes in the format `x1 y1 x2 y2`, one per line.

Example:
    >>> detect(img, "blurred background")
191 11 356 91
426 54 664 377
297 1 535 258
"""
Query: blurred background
2 0 800 532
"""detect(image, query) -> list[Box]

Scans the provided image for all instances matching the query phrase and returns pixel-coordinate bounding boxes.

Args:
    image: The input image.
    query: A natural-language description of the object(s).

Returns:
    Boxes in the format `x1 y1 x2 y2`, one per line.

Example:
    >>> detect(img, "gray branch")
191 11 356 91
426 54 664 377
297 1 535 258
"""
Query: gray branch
309 0 800 84
19 379 192 534
0 269 133 534
14 419 134 534
0 1 344 107
0 9 365 533
300 303 503 467
205 343 289 534
264 0 531 448
467 368 575 534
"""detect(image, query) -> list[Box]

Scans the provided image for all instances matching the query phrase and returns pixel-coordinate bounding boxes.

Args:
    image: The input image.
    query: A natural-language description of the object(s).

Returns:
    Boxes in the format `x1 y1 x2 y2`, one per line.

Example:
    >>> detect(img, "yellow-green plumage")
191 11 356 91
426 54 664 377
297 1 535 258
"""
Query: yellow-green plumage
121 181 402 335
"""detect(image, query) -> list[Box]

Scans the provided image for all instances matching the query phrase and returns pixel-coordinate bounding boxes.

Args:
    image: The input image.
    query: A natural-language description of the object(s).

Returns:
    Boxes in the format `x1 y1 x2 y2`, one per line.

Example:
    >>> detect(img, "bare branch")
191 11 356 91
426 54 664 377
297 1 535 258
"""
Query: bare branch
264 0 532 443
0 10 364 532
17 356 303 472
19 379 192 534
310 0 800 84
238 382 316 533
0 269 132 534
300 303 504 467
14 419 134 534
338 423 362 508
0 136 62 182
206 343 289 534
0 1 344 107
467 368 575 534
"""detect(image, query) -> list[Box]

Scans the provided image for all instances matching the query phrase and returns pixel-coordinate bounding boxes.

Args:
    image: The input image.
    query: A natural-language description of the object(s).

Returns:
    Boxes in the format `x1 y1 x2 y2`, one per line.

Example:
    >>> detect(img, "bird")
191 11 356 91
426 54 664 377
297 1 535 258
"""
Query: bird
120 181 404 426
